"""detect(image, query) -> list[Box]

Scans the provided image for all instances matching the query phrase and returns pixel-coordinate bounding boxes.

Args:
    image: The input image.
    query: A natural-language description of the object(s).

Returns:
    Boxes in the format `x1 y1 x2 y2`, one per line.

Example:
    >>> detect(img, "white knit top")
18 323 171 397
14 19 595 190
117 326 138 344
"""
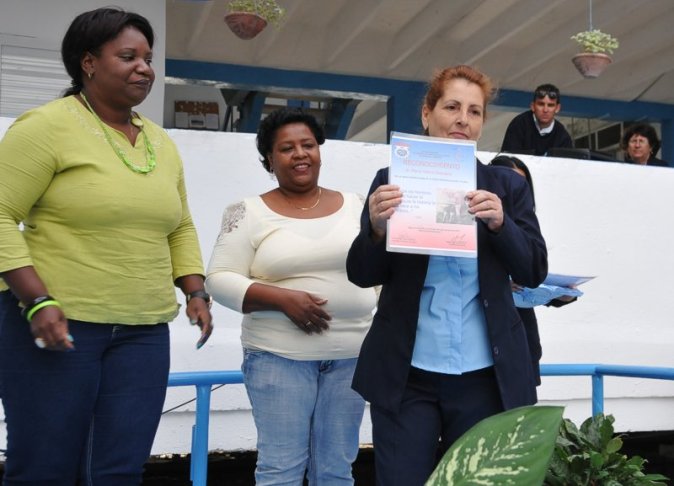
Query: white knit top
206 192 376 360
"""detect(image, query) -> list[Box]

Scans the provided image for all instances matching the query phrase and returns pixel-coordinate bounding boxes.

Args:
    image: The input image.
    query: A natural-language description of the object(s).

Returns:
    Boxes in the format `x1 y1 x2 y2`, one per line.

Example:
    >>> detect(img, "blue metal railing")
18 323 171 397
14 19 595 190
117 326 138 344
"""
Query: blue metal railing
540 363 674 416
167 371 244 486
167 364 674 486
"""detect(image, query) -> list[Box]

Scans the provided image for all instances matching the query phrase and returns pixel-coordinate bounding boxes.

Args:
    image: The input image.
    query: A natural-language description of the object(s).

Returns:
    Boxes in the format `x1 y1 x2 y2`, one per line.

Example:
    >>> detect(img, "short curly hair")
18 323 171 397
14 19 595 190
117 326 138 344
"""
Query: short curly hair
256 108 326 173
621 123 661 156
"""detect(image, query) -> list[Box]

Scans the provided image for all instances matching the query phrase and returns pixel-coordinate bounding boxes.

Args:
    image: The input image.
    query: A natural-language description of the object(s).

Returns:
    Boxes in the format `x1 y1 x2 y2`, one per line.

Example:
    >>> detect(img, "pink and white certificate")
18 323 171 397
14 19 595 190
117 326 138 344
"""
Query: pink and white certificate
386 132 477 258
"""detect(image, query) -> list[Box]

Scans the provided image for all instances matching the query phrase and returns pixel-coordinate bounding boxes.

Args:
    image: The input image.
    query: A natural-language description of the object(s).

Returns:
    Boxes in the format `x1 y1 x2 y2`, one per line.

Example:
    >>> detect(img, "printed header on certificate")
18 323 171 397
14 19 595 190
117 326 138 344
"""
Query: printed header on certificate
386 132 477 258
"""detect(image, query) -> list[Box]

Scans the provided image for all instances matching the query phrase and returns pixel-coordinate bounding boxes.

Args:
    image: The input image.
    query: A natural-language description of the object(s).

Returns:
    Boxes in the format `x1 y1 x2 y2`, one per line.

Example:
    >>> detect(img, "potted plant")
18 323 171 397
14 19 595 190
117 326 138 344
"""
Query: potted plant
571 29 619 78
425 407 669 486
545 413 669 485
224 0 285 40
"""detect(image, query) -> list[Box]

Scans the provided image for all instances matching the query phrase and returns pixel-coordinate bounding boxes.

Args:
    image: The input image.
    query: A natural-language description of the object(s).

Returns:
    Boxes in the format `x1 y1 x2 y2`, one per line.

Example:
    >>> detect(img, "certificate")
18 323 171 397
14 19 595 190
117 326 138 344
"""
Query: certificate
386 132 477 258
542 273 595 288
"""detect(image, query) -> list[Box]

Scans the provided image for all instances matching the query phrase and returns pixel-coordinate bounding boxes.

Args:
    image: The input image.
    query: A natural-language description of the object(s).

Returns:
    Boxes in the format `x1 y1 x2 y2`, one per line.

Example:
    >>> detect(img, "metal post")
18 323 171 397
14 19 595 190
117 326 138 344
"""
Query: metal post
588 0 593 31
591 373 604 416
190 384 213 486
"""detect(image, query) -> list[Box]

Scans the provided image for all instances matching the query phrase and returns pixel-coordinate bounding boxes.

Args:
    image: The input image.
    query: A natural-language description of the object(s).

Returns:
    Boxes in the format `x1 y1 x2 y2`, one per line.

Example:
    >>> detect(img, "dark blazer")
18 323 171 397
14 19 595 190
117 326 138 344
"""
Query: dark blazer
518 307 542 386
347 162 548 413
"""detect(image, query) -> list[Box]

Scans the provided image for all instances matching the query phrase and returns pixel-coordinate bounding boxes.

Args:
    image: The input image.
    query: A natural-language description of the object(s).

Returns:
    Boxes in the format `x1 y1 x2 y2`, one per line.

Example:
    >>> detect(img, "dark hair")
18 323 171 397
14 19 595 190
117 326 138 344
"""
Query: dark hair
423 65 495 120
61 7 154 97
490 155 536 209
256 108 326 172
621 123 661 156
533 83 561 103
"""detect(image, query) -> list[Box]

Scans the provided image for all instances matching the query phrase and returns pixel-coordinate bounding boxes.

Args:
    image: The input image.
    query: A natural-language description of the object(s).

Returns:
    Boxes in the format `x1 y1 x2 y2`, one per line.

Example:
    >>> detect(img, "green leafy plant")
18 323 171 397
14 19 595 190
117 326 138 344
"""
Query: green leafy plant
227 0 285 26
571 29 619 55
426 406 564 485
544 414 669 486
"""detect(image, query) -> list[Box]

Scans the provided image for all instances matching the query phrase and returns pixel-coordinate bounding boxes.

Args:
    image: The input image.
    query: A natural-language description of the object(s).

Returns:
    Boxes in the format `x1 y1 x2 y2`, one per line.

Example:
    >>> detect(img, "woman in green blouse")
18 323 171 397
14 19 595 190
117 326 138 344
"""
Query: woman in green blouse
0 7 212 485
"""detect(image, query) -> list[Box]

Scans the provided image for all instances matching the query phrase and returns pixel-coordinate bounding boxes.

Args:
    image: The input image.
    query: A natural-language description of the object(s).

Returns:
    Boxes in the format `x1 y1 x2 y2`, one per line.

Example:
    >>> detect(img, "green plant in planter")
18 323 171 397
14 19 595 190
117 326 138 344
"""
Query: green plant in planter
571 29 619 54
227 0 285 26
544 414 669 486
426 406 564 485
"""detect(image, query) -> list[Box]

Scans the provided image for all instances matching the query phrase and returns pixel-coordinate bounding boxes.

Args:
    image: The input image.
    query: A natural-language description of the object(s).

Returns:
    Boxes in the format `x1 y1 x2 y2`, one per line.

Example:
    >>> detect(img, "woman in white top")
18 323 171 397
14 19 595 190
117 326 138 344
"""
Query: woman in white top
206 108 376 485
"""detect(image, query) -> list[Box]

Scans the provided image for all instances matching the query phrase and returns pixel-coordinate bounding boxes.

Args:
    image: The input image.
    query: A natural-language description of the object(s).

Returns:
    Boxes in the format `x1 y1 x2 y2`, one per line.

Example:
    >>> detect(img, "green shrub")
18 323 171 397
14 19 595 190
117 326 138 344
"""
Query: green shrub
571 29 619 54
544 414 669 486
227 0 285 26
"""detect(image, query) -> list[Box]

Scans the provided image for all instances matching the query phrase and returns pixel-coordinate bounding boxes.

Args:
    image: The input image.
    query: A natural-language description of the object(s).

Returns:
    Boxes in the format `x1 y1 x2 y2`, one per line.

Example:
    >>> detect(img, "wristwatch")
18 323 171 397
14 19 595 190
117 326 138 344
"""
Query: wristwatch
186 289 212 309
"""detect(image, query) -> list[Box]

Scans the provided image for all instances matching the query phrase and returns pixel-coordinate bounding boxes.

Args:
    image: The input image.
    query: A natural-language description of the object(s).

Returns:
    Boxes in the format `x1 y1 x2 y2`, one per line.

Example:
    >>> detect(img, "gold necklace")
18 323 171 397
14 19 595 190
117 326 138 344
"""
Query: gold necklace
285 187 322 210
80 92 157 174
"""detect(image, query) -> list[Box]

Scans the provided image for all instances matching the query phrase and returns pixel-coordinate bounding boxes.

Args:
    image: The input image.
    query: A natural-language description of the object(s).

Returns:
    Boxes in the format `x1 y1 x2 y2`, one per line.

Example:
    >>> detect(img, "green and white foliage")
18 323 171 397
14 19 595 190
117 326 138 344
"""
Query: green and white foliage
227 0 285 26
571 29 619 55
426 406 564 486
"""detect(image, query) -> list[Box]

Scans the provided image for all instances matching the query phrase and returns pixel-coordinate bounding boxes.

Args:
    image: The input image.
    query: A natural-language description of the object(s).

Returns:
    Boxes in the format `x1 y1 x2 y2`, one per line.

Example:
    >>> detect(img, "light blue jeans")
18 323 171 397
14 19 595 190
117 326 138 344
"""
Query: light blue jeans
242 349 365 486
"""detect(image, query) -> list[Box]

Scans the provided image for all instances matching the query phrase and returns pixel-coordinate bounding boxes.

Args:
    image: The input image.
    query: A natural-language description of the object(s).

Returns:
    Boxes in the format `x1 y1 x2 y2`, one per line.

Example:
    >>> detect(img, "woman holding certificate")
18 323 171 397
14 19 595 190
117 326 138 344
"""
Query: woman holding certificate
346 65 548 486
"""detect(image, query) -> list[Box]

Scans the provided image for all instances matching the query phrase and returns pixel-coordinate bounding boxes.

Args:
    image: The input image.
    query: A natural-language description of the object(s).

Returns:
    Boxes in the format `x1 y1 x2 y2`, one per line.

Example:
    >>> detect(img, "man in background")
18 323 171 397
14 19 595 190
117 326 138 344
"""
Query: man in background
501 84 573 156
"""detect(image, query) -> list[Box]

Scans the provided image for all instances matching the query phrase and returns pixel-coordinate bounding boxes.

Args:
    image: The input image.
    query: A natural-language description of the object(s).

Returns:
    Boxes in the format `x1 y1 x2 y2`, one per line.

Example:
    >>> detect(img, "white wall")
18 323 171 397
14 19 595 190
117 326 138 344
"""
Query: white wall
2 116 674 454
0 0 166 123
159 130 674 452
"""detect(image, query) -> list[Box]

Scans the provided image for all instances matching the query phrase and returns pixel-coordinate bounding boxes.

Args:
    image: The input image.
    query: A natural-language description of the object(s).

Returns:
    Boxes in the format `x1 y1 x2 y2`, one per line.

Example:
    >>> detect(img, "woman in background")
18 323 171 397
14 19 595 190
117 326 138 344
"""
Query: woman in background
490 154 577 387
206 108 376 485
346 65 547 486
621 123 668 167
0 8 212 484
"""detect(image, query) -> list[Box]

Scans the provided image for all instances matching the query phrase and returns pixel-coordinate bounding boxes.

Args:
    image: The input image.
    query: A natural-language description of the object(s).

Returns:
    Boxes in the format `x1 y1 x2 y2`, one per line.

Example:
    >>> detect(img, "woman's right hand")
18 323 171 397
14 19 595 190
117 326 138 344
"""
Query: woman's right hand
278 289 331 335
30 306 74 351
0 266 74 351
368 184 402 242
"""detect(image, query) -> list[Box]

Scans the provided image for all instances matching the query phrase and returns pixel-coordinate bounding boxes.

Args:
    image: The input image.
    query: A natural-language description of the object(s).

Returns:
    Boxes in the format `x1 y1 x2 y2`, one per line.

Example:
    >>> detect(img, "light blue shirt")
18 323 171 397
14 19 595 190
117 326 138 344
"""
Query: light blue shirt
411 255 494 374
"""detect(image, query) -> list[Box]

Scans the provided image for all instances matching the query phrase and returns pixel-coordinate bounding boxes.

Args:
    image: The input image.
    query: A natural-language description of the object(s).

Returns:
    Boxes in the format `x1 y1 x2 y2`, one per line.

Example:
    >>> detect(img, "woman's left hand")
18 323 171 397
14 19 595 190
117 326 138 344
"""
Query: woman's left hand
466 189 504 232
186 298 213 349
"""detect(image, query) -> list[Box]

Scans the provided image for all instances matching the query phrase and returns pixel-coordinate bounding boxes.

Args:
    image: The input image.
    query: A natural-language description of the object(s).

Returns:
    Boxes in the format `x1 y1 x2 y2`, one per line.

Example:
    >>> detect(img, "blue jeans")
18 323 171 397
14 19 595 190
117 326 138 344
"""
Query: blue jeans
0 291 170 486
242 349 365 486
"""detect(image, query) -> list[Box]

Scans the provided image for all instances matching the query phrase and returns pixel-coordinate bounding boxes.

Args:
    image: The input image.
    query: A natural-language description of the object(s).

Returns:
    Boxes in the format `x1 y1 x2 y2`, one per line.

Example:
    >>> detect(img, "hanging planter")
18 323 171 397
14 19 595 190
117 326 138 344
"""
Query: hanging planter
224 0 285 40
570 29 619 78
571 52 612 78
570 1 619 79
224 12 267 40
